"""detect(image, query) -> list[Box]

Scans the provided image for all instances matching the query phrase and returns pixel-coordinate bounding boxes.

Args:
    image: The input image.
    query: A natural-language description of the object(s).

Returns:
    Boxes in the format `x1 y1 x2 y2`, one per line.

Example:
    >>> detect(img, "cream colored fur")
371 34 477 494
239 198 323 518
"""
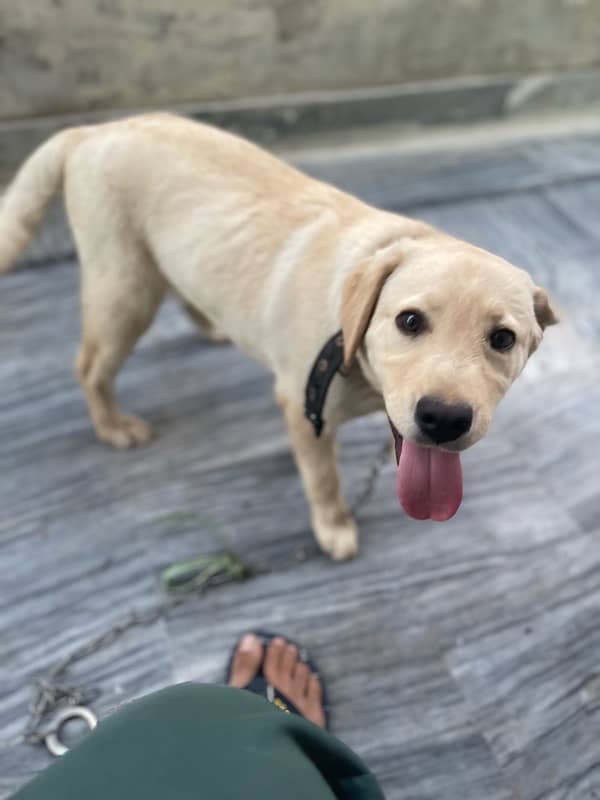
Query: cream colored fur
0 113 557 560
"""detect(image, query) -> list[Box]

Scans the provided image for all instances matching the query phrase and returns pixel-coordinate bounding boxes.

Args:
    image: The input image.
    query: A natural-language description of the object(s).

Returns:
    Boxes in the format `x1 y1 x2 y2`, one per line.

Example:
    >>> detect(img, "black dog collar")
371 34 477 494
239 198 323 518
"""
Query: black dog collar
304 331 345 437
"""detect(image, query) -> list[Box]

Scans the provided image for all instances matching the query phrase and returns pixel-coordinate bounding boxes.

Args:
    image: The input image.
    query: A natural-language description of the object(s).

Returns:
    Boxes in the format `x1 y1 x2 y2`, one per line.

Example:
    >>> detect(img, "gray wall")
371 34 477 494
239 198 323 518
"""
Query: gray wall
2 0 600 119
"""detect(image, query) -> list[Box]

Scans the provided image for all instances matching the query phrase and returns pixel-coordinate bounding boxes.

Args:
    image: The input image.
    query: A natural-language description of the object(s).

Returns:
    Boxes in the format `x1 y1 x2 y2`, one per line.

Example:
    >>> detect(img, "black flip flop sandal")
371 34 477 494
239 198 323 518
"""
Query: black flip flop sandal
224 629 330 728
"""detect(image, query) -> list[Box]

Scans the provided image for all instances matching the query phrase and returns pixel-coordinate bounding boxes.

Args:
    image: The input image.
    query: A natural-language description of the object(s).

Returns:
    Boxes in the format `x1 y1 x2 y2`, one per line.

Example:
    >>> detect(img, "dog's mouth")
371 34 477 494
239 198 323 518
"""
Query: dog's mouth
389 420 463 522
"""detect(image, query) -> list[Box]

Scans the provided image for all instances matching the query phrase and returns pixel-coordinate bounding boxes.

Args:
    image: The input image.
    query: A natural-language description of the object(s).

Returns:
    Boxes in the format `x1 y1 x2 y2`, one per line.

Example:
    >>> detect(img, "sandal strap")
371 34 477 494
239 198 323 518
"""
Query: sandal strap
244 674 300 716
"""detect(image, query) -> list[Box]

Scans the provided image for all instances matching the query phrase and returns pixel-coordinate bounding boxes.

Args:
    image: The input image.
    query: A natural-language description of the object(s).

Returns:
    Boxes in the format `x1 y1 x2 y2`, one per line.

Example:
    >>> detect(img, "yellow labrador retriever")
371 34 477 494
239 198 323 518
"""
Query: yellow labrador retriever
0 113 557 559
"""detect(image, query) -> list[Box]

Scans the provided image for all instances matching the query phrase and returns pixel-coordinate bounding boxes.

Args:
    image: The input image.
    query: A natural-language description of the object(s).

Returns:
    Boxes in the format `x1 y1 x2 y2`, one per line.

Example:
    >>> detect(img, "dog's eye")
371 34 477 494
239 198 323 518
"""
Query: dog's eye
396 310 425 336
489 328 516 351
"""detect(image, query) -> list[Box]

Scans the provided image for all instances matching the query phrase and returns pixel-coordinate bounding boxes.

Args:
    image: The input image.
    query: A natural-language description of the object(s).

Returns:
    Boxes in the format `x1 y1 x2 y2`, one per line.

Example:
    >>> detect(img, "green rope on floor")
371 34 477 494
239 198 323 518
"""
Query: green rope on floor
161 551 255 594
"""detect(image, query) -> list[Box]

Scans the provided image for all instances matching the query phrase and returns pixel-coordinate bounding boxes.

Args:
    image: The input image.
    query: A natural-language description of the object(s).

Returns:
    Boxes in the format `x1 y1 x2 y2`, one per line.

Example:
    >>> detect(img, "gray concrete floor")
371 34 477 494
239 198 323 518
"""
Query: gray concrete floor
1 123 599 799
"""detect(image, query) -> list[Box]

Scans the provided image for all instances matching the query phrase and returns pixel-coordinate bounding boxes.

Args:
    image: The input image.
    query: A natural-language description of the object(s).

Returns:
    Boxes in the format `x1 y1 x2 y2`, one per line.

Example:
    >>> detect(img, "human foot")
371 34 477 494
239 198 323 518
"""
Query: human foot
227 633 327 728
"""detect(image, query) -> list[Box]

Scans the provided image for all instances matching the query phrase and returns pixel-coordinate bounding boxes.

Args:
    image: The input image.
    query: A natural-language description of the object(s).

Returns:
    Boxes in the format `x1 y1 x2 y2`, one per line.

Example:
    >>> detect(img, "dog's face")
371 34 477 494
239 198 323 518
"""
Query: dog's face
365 241 553 448
341 237 557 521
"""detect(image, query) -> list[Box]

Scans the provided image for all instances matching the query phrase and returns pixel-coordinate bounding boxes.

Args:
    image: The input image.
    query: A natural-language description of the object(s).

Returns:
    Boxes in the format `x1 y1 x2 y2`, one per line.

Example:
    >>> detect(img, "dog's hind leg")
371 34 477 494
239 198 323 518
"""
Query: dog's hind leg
73 232 166 449
179 300 230 344
276 389 358 561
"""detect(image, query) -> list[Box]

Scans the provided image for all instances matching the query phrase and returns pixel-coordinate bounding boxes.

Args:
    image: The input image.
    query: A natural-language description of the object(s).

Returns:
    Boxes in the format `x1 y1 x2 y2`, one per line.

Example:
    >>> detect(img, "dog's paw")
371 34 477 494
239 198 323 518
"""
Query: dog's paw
313 512 359 561
96 414 155 449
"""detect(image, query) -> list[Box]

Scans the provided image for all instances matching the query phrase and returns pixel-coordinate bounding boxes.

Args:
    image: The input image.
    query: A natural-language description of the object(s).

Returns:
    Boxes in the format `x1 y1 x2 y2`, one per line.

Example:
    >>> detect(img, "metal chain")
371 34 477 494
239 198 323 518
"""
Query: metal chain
19 570 251 747
22 598 183 746
351 437 394 514
15 437 392 749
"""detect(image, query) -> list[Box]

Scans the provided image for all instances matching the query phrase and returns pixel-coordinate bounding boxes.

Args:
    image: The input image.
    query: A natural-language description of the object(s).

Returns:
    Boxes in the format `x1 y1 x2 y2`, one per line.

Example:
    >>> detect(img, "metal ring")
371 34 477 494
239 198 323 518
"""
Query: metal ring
45 706 98 757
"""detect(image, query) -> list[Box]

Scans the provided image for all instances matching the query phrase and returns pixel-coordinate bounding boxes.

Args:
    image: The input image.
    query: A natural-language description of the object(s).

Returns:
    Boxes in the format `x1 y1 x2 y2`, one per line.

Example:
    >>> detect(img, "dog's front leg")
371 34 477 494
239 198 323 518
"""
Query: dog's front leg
277 391 358 561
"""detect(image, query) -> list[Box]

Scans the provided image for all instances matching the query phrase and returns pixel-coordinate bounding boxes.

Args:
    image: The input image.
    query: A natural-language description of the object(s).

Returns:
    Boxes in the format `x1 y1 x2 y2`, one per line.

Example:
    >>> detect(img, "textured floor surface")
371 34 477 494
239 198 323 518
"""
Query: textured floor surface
1 126 599 799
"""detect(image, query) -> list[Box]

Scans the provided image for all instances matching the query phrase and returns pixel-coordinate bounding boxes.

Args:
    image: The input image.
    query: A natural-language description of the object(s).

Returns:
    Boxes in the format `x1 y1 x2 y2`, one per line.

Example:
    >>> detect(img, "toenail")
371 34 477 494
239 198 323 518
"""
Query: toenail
239 633 258 653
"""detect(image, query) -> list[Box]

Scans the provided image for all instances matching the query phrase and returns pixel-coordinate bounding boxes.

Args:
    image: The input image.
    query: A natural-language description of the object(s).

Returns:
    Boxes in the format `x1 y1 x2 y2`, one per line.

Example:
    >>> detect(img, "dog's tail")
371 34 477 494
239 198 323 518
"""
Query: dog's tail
0 128 83 274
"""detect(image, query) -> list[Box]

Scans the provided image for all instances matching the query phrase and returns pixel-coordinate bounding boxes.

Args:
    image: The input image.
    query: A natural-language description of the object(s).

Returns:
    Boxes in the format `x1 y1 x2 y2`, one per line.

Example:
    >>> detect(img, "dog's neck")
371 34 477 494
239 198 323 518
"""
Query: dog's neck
356 343 382 395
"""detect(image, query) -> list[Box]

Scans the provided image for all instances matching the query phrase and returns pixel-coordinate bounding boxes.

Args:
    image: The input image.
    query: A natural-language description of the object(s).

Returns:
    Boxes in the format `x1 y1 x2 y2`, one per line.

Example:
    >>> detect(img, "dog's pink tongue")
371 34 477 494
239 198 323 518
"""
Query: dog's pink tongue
397 439 463 521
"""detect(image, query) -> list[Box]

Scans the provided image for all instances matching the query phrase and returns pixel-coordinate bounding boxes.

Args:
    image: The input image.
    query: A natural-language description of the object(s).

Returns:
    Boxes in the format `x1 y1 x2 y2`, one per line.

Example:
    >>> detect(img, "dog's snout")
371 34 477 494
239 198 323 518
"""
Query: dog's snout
415 396 473 444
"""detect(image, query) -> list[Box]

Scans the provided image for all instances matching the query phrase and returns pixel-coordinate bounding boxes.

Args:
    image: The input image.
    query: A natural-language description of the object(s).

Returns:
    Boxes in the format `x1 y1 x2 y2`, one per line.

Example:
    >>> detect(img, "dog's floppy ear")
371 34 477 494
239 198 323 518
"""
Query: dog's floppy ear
533 286 559 330
341 242 404 369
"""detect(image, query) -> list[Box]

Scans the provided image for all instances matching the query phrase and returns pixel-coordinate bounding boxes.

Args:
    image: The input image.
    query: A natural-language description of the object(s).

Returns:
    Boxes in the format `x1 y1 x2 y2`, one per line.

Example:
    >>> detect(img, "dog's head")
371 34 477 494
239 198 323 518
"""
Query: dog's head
341 235 558 522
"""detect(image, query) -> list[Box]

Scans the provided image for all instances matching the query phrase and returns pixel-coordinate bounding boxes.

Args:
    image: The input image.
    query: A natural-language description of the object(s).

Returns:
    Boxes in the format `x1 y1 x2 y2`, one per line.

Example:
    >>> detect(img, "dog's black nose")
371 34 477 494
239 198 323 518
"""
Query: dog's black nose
415 396 473 444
